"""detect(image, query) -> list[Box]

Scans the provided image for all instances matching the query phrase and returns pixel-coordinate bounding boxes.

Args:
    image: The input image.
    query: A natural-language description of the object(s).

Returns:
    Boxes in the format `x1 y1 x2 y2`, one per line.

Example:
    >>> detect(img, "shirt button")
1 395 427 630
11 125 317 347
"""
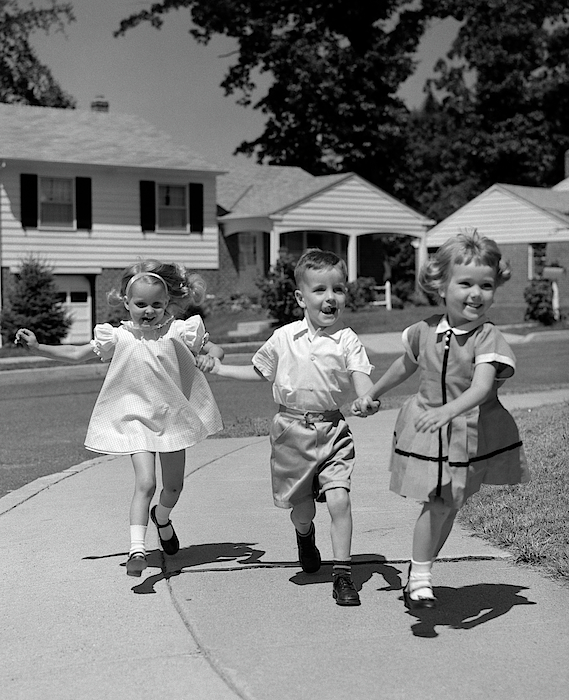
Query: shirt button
311 356 315 361
309 387 314 391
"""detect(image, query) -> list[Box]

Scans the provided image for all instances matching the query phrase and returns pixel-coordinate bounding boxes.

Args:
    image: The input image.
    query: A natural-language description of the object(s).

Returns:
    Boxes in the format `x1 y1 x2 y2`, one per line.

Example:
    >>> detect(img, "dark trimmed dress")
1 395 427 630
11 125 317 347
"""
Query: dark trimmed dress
389 315 529 508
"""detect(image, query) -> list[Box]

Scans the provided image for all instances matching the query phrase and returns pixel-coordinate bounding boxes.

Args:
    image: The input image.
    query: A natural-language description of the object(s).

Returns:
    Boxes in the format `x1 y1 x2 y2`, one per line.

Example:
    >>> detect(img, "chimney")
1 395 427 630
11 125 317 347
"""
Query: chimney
90 95 109 113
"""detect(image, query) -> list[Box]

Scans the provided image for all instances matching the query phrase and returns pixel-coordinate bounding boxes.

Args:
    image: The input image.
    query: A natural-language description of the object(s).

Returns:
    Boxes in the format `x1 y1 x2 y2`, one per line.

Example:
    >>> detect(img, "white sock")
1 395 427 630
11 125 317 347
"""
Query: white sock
129 525 147 556
408 559 434 600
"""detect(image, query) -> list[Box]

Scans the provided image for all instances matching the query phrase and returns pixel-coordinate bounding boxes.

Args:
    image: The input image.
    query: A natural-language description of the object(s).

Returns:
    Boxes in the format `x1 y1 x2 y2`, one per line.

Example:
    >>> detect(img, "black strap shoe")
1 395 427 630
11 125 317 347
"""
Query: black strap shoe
295 522 321 573
150 505 180 555
333 574 361 606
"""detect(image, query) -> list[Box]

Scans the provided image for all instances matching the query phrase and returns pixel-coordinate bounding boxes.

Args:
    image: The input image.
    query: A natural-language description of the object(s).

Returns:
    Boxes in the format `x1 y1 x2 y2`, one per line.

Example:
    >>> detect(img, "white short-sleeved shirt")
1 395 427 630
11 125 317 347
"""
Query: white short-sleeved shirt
252 318 374 412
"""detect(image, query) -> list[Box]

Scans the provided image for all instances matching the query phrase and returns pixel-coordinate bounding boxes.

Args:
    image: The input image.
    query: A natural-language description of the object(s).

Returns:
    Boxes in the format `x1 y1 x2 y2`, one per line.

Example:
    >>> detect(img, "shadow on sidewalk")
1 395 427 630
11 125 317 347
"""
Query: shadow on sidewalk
401 582 536 638
289 554 404 593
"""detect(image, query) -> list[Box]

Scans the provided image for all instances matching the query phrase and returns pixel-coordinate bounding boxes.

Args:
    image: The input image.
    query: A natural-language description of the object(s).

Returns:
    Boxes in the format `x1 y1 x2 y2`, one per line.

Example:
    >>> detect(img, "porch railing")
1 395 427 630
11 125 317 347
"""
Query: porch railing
370 281 392 311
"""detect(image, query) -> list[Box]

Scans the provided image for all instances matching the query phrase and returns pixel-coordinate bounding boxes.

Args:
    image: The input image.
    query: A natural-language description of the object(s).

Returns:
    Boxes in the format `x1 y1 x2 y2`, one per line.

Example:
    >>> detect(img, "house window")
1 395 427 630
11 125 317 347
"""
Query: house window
39 177 74 227
239 232 257 268
158 184 187 230
529 243 547 279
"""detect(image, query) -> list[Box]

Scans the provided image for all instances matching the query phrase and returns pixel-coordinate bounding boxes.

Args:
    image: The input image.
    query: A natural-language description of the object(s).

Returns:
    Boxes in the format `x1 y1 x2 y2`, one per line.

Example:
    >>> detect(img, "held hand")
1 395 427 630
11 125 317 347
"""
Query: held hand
351 395 381 417
414 405 454 433
14 328 38 350
195 353 218 373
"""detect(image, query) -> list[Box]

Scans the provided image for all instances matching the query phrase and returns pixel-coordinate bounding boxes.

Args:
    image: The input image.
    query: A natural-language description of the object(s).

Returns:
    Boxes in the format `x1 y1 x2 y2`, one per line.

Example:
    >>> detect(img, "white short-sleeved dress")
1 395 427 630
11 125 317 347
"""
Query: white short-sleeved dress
389 315 529 508
84 315 223 455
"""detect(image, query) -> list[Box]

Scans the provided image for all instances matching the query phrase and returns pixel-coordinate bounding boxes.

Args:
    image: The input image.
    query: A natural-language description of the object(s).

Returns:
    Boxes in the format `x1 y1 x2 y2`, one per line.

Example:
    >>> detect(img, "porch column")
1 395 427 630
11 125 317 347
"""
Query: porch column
269 226 280 269
414 233 429 291
347 234 357 282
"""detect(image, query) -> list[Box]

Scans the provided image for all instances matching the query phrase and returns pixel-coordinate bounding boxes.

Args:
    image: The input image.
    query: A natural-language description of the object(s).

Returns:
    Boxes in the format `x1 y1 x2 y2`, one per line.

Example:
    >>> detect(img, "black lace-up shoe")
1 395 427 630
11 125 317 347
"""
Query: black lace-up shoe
332 574 361 606
296 523 321 573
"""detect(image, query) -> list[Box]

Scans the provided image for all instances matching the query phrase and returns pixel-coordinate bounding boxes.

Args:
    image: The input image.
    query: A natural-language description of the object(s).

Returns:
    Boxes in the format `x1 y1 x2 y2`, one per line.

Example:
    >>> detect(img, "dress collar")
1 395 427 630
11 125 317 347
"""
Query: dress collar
436 315 488 336
121 315 174 332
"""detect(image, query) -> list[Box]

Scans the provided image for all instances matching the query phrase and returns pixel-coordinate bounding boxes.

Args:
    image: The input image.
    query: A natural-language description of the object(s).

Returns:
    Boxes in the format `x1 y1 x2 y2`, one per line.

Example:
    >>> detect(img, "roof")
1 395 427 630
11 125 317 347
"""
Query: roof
0 103 223 172
216 162 350 217
499 183 569 225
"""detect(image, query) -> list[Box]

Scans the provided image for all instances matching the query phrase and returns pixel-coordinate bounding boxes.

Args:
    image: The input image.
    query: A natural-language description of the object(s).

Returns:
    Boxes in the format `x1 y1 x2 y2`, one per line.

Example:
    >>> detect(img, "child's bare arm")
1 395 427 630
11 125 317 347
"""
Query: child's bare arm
415 362 496 433
15 328 95 363
209 359 266 381
351 370 381 416
195 339 225 372
352 353 417 415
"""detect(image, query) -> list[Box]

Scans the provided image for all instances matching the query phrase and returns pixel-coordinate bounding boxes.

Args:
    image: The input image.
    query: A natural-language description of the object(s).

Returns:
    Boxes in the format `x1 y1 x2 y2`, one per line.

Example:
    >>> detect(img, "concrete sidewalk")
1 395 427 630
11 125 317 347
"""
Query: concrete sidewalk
1 390 568 700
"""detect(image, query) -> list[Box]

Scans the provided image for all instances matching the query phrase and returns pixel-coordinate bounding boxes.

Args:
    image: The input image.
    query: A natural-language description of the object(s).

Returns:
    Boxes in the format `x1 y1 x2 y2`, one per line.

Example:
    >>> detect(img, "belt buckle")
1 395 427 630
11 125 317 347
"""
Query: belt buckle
304 411 323 427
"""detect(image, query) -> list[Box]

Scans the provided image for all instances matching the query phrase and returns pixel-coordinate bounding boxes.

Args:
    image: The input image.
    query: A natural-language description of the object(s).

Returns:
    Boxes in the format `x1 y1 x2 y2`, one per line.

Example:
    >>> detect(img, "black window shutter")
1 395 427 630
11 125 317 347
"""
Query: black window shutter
20 174 38 228
75 177 92 230
140 180 156 232
189 183 204 233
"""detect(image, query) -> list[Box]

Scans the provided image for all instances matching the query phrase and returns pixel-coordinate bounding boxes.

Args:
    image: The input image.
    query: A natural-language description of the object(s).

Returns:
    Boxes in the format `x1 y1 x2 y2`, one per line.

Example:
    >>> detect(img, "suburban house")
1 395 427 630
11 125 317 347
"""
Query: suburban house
216 161 435 296
0 102 434 343
0 101 224 343
426 175 569 312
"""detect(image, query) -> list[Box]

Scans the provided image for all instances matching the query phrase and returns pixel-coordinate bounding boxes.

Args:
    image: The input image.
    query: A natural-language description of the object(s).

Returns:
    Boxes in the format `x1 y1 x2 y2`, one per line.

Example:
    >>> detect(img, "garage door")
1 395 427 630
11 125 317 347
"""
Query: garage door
55 275 92 344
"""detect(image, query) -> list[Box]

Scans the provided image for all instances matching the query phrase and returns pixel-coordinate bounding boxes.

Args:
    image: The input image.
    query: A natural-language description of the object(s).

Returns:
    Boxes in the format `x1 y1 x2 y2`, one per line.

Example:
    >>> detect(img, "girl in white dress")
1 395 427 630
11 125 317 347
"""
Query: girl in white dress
16 260 224 577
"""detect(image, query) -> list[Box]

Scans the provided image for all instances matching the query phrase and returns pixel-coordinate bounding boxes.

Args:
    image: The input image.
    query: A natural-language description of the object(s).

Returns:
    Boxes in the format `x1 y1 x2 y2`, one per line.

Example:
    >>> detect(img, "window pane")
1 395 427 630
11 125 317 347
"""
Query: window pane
158 208 186 229
158 184 187 230
39 177 73 226
70 291 88 303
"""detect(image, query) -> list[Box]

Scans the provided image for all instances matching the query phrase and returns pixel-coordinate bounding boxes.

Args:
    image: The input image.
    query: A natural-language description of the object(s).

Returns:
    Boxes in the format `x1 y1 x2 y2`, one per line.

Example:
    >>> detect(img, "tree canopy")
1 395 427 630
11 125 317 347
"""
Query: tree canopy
0 0 76 107
117 0 569 221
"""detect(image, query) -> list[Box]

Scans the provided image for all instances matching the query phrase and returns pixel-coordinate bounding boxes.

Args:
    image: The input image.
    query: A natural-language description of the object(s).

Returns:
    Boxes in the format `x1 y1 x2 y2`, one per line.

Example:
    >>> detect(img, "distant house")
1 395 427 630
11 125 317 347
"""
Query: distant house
426 175 569 310
0 102 435 344
0 102 224 342
216 162 435 296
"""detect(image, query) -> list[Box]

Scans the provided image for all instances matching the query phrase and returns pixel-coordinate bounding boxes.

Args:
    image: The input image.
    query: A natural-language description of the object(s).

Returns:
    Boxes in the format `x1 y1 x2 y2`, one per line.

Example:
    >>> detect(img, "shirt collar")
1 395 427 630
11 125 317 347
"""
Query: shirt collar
436 315 488 336
293 316 342 343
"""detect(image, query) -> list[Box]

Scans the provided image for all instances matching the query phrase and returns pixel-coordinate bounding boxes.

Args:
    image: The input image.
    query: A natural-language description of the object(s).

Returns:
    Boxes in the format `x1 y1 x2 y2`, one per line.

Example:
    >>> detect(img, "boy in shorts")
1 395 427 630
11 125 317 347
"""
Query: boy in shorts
209 249 379 605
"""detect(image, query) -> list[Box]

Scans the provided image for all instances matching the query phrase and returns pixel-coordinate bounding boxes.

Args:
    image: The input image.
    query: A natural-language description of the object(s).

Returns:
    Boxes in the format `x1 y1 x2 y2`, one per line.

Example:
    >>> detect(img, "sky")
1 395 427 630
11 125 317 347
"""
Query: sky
27 0 460 169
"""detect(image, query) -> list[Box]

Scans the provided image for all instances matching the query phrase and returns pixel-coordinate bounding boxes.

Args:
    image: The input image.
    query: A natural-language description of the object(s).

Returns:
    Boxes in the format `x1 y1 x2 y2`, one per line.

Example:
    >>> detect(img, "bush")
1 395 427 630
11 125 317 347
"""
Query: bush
0 255 72 344
524 279 555 325
256 253 302 325
346 277 377 311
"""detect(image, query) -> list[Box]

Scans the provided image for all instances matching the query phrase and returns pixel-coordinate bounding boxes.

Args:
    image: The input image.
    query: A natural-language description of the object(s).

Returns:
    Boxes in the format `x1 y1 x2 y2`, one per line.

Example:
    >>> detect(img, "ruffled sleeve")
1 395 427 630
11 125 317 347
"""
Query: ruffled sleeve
90 323 118 362
179 315 209 354
474 324 516 379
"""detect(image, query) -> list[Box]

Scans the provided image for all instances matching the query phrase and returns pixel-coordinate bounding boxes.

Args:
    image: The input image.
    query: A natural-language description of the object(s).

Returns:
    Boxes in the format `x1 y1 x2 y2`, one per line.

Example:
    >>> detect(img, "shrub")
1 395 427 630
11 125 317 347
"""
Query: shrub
346 277 377 310
0 256 72 344
256 253 302 325
524 279 555 325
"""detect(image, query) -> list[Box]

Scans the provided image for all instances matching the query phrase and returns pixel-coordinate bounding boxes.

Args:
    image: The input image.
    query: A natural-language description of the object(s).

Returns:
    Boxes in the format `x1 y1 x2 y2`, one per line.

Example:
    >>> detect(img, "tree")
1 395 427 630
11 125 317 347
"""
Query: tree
401 0 569 220
115 0 427 193
1 256 72 344
0 0 76 107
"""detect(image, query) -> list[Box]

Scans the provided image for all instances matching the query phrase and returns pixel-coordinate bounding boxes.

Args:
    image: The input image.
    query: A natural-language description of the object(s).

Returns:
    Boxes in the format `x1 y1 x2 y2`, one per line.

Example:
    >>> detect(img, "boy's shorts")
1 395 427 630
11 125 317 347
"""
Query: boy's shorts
269 407 355 509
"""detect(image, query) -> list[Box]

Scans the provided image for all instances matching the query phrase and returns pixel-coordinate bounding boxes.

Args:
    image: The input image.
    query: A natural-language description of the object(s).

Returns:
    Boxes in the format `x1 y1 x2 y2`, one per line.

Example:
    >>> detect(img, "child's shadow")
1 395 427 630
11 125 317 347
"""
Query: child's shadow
404 583 536 638
84 542 265 595
289 553 402 593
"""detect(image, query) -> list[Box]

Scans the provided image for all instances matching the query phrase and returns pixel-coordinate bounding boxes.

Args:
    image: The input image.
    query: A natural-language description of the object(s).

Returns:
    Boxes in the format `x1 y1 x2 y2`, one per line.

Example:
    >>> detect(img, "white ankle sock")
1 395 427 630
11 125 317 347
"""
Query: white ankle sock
408 559 434 600
129 525 147 556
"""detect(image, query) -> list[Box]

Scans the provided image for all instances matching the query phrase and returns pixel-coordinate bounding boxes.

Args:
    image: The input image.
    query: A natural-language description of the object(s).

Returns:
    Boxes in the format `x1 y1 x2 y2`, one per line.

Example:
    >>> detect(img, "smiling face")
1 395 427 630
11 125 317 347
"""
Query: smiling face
124 279 170 328
441 262 497 327
294 264 347 332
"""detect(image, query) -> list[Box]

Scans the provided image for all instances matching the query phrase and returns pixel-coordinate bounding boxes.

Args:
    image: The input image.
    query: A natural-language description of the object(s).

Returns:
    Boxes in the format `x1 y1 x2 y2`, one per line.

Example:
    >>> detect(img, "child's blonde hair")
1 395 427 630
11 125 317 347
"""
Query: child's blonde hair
419 229 511 298
294 249 348 286
107 259 207 310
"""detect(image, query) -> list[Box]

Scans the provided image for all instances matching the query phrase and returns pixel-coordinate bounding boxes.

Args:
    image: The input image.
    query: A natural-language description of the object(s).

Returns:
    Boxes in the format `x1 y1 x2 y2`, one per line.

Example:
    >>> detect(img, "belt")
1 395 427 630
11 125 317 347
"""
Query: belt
278 405 343 427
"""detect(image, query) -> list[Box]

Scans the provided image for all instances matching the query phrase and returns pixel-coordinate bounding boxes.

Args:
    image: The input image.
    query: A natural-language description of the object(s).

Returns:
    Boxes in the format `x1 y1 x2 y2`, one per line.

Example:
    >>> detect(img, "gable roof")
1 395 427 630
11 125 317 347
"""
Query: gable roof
427 182 569 246
498 184 569 224
0 103 223 172
216 162 350 218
